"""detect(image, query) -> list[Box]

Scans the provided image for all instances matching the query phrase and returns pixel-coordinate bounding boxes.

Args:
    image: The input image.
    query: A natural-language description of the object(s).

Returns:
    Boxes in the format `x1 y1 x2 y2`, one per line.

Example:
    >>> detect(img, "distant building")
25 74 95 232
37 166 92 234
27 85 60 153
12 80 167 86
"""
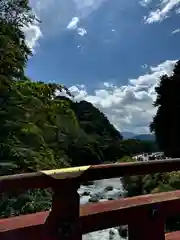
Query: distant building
133 152 167 162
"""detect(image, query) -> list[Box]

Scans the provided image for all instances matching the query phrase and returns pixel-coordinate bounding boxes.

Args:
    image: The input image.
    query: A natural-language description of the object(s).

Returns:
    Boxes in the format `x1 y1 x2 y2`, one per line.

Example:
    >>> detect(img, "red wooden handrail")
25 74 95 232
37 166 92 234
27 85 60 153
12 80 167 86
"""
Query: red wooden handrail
1 190 180 239
1 159 180 192
1 160 180 239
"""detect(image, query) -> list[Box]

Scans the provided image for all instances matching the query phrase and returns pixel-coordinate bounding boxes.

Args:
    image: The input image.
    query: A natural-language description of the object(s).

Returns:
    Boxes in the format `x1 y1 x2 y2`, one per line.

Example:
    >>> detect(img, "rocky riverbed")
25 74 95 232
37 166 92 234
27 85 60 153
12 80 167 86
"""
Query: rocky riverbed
78 178 128 240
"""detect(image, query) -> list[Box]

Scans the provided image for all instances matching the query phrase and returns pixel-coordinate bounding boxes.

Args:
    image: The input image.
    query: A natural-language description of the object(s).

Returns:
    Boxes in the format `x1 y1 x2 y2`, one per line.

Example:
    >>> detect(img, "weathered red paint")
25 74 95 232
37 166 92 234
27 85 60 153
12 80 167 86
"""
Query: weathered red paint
0 211 48 232
165 231 180 240
0 212 49 240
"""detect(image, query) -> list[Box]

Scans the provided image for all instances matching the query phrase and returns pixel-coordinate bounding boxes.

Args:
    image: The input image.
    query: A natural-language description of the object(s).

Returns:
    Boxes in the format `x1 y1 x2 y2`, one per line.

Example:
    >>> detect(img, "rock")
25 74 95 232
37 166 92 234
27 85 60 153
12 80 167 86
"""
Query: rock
108 197 114 201
88 197 99 203
82 191 90 196
90 192 103 200
104 186 113 192
117 225 128 238
109 229 115 235
109 229 115 240
82 181 94 186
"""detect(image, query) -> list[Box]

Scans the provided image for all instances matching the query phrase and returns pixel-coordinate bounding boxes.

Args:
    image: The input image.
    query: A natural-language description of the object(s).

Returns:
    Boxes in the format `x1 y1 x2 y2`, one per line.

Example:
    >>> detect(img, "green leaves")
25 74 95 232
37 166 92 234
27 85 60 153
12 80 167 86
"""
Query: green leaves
0 0 165 219
150 60 180 157
0 0 38 27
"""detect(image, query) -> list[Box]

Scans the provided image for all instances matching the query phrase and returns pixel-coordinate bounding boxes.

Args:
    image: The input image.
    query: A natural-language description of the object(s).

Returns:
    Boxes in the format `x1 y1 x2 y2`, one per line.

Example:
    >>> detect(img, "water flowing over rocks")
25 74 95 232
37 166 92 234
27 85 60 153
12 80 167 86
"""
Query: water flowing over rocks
78 178 127 240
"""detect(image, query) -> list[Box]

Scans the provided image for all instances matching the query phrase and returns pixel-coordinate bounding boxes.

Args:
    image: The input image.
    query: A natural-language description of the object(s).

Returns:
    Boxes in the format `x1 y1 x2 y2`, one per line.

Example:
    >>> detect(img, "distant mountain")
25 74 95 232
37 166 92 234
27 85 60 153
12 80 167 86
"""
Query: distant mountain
121 131 135 139
133 134 155 141
122 132 155 141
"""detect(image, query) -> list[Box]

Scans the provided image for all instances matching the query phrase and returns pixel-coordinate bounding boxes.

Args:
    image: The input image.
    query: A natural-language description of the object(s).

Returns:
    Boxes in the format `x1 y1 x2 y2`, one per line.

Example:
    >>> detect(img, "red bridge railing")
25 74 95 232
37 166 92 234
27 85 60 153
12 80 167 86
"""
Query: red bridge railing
1 159 180 239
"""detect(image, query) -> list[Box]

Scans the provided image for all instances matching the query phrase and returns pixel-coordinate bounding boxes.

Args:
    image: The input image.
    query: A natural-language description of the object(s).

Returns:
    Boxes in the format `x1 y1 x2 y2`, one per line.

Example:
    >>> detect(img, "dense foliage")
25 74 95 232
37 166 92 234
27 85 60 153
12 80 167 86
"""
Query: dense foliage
0 0 123 175
120 156 180 232
120 60 180 233
0 0 163 221
119 139 159 157
0 0 150 218
150 60 180 157
122 61 180 232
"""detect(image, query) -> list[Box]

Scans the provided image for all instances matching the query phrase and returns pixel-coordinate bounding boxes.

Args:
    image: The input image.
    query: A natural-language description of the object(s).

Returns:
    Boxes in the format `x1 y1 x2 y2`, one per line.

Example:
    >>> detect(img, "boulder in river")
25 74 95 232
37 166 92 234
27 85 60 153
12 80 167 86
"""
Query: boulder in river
117 225 128 238
88 197 99 203
90 192 104 200
104 186 113 192
82 191 91 196
109 229 116 240
107 197 114 201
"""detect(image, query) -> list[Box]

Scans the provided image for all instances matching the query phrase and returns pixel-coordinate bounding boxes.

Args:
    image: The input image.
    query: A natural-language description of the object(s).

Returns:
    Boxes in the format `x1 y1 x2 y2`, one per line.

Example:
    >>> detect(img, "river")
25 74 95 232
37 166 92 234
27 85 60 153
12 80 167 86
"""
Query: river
78 178 127 240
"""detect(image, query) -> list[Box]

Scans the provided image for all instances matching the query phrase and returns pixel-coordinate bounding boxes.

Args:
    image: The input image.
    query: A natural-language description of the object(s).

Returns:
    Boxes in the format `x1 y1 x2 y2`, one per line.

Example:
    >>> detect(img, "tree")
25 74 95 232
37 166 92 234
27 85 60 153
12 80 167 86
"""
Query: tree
0 0 38 85
0 0 39 169
150 60 180 157
0 0 149 218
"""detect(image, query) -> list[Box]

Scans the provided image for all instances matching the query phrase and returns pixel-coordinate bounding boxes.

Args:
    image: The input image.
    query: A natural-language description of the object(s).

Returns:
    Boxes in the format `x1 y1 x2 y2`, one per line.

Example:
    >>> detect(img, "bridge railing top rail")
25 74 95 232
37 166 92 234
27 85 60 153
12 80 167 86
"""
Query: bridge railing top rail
1 158 180 193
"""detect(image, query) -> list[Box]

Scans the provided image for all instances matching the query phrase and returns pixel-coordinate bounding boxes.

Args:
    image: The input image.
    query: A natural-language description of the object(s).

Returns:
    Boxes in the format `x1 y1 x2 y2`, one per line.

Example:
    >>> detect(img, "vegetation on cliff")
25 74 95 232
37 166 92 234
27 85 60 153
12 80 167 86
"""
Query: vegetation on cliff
121 61 180 232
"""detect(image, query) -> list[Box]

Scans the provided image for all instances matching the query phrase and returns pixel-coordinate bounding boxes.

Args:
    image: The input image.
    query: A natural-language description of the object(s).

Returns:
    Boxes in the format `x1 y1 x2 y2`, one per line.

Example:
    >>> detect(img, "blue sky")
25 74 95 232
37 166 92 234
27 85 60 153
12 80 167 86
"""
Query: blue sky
25 0 180 134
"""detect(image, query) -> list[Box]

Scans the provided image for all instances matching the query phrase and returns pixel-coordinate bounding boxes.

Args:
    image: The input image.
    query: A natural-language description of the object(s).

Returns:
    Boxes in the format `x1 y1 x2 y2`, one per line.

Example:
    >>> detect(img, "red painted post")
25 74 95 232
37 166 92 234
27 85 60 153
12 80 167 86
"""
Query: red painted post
128 206 165 240
45 181 81 240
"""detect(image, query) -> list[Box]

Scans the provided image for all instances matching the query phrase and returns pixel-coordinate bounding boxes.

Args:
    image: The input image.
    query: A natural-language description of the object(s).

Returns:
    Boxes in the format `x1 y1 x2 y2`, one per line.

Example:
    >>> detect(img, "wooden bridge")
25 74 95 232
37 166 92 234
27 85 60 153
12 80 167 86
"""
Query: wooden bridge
1 159 180 240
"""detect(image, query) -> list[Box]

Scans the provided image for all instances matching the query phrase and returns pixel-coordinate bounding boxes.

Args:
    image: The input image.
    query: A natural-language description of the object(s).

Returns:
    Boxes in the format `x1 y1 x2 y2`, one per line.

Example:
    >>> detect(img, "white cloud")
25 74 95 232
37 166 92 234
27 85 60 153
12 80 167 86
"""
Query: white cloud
67 17 80 29
31 0 53 12
72 0 108 17
77 27 87 36
104 82 114 88
139 0 152 7
30 0 107 36
68 60 177 134
67 17 87 36
171 28 180 34
18 2 43 53
27 0 108 46
30 0 98 49
144 0 180 24
23 23 42 52
69 85 88 100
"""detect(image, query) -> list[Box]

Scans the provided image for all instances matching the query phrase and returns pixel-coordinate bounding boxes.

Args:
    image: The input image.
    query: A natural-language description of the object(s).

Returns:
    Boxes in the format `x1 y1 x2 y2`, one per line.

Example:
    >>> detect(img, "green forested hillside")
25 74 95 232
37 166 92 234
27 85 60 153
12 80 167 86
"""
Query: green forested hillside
73 100 123 162
0 85 124 176
0 0 159 175
0 0 159 218
0 0 123 173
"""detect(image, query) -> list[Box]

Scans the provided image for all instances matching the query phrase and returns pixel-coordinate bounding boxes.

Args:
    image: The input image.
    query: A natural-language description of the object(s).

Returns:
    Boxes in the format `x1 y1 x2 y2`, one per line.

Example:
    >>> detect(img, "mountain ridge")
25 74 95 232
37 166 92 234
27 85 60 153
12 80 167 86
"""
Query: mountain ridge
122 131 155 141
